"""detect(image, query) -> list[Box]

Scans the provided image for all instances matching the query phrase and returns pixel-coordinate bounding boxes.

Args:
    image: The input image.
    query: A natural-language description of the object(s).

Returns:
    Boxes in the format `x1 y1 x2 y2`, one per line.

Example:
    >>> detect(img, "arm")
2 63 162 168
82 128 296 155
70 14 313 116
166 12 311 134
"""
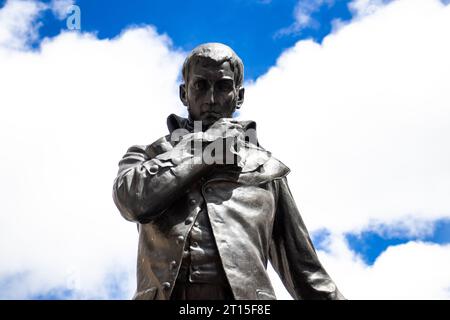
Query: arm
269 177 345 300
113 119 245 224
112 136 212 223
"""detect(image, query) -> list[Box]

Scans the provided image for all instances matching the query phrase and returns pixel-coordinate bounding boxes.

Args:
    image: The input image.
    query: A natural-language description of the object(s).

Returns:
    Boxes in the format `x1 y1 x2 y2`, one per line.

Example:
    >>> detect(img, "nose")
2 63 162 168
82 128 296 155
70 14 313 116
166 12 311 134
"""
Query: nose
206 86 215 105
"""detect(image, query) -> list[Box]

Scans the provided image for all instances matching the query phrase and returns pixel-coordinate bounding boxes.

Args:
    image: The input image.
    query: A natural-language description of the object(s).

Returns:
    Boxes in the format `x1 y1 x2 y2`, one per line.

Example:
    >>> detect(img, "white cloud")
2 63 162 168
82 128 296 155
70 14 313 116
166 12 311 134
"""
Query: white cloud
50 0 75 20
0 1 184 299
317 235 450 299
271 234 450 300
0 0 45 49
349 0 390 17
276 0 335 36
243 0 450 235
0 0 78 50
249 0 450 298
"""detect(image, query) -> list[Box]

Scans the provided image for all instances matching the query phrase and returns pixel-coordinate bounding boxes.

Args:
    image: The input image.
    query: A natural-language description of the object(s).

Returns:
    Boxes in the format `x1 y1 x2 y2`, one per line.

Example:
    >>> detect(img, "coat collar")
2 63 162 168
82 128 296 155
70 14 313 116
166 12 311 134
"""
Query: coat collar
167 114 193 133
164 114 288 174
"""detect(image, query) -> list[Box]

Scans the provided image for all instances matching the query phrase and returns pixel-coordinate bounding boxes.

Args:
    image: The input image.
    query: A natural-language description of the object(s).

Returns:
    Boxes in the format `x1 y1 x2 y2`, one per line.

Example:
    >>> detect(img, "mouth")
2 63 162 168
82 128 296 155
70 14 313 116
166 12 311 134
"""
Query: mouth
202 111 222 118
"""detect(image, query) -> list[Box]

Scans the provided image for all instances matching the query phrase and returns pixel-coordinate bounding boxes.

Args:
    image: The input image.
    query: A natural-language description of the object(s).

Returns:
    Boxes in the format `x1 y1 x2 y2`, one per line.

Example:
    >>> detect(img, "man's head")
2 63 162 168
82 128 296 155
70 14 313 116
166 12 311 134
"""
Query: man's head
180 43 245 127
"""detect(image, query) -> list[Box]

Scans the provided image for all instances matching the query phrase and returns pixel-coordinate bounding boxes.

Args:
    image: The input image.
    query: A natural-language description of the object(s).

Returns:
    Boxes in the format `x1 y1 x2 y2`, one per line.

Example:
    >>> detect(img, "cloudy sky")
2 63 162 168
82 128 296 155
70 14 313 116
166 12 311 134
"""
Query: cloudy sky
0 0 449 300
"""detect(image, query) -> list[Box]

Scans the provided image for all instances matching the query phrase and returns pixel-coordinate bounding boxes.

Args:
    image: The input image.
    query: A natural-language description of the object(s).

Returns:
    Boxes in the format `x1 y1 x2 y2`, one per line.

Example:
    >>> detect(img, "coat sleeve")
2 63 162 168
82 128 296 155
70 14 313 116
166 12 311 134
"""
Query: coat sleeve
269 177 345 300
112 139 212 224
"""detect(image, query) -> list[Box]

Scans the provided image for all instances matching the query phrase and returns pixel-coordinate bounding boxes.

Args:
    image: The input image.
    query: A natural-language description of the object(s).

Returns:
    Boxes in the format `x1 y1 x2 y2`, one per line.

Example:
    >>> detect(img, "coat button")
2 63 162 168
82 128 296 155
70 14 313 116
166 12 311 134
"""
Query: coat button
176 235 184 244
185 217 194 224
205 187 213 193
162 282 171 289
148 164 158 175
189 198 197 205
170 261 177 269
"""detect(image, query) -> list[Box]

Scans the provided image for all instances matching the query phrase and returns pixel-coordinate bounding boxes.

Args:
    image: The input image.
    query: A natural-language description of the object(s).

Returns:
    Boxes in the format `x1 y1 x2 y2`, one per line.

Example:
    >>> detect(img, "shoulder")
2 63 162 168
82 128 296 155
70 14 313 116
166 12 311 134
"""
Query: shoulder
262 156 291 179
237 152 291 186
144 134 174 158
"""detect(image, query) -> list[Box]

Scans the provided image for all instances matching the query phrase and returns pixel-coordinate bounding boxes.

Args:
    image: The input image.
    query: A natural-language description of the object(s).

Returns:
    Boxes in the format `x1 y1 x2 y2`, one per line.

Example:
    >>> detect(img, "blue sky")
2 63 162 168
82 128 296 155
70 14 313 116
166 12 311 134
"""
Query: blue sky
311 219 450 265
344 218 450 264
1 0 450 300
33 0 353 80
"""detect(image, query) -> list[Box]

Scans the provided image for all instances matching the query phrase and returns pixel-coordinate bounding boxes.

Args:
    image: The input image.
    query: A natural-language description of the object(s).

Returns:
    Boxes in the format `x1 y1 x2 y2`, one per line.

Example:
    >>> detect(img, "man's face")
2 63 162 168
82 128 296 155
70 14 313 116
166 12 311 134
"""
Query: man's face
180 59 244 127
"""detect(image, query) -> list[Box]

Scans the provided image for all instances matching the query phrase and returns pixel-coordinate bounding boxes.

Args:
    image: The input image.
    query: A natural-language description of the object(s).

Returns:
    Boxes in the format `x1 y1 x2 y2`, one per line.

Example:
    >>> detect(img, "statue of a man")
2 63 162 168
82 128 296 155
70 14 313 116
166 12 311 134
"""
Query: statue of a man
113 43 344 300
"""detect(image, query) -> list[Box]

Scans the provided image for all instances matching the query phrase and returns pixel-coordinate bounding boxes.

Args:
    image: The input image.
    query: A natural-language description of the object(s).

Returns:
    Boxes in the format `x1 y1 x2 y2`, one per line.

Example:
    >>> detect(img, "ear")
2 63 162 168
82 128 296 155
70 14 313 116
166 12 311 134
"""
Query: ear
236 87 245 109
179 84 188 106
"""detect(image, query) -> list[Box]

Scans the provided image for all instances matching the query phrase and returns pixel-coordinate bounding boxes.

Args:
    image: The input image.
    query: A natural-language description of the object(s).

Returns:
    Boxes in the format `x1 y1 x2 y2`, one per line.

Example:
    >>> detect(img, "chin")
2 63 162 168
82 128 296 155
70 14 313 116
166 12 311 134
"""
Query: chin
203 116 221 124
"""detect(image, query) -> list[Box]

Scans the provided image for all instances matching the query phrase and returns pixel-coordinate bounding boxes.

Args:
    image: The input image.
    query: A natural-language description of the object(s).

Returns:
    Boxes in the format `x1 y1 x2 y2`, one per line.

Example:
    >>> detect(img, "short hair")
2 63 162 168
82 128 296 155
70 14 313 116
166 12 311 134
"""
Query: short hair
182 43 244 88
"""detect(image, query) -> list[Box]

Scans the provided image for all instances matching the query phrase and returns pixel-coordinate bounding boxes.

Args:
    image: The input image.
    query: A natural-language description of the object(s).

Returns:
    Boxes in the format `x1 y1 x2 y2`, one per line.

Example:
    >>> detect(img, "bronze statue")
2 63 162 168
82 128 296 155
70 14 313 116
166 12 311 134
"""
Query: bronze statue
113 43 344 300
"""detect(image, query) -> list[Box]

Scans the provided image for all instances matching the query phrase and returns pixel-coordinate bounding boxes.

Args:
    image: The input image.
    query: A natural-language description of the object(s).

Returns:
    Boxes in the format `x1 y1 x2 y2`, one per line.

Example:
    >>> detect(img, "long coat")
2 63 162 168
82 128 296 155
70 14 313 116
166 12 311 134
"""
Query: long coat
113 114 344 300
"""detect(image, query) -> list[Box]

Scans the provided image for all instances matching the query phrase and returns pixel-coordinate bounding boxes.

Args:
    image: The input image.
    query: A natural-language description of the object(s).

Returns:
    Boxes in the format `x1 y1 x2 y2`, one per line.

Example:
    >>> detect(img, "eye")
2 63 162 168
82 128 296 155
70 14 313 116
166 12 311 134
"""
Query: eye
193 79 207 91
216 79 234 91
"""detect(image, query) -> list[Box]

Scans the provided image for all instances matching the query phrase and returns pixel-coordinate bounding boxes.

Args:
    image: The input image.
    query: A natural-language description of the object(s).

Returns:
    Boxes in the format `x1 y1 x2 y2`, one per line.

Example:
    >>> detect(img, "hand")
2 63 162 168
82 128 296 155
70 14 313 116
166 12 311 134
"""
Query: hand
157 118 256 168
198 119 246 166
202 118 245 142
